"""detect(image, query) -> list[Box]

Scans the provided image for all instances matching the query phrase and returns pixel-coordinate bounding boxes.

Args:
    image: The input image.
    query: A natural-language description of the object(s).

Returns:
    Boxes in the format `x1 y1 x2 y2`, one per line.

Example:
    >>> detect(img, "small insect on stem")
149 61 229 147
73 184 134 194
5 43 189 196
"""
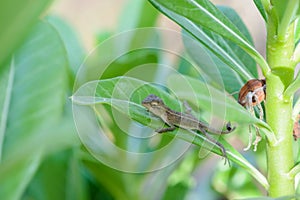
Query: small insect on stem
238 79 266 151
142 94 235 165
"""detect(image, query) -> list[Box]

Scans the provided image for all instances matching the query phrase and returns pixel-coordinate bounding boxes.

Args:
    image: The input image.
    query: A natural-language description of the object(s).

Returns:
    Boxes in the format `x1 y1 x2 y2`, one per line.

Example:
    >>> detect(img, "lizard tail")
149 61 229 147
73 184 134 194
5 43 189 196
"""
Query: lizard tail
199 128 230 166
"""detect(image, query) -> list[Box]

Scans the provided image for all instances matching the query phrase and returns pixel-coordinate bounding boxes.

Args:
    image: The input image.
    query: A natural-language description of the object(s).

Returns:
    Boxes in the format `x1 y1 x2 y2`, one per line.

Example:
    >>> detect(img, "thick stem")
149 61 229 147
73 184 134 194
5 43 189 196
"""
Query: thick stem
265 14 295 197
265 81 294 196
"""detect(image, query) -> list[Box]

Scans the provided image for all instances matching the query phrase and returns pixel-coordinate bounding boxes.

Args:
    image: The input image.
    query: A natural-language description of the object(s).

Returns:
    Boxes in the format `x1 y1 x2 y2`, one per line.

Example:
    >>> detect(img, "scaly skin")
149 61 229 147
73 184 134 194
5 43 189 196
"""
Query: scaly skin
142 94 236 164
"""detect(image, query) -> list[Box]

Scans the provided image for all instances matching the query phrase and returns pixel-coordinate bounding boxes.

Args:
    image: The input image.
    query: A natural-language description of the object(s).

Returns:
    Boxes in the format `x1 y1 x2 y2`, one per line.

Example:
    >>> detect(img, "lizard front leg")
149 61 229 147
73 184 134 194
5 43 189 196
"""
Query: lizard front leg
156 125 176 133
155 113 177 133
155 118 176 133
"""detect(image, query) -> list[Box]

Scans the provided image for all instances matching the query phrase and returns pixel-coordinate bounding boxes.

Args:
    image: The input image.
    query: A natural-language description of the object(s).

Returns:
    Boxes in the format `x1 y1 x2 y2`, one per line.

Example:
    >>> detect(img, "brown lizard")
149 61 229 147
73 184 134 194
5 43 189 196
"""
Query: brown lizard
142 94 235 164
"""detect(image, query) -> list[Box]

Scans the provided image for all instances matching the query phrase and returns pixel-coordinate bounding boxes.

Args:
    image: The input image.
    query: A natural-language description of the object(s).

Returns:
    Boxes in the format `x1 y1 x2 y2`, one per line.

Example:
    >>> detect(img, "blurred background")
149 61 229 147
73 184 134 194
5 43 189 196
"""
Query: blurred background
51 0 266 55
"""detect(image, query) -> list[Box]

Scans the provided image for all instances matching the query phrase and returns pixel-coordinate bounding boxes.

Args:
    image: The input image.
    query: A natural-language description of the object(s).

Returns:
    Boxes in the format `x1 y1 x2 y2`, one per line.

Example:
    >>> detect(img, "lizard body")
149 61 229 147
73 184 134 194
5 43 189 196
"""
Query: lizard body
142 94 234 134
142 94 235 164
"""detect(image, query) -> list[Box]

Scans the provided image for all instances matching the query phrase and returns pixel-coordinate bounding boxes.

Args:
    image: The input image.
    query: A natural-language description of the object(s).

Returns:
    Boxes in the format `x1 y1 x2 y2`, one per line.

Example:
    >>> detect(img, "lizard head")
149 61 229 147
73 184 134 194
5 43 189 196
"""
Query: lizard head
142 94 166 115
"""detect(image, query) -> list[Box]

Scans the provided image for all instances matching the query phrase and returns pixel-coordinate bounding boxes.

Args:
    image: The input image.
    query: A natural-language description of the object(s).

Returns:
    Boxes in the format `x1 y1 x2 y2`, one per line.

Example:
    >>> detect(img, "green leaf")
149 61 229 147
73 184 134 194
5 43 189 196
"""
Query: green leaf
76 28 160 89
72 75 268 141
166 74 276 145
4 21 69 153
218 6 257 77
166 75 264 125
271 0 300 40
25 150 88 200
72 76 269 189
73 77 177 146
65 151 89 200
176 10 256 81
182 36 244 93
212 165 263 198
115 0 159 58
83 158 131 200
81 0 160 86
0 20 71 198
46 15 86 78
118 0 159 31
25 152 69 200
0 0 54 66
83 153 176 200
96 31 114 44
240 196 300 200
0 60 14 161
148 0 270 76
0 154 41 200
93 0 159 82
284 71 300 99
181 6 257 93
253 0 268 22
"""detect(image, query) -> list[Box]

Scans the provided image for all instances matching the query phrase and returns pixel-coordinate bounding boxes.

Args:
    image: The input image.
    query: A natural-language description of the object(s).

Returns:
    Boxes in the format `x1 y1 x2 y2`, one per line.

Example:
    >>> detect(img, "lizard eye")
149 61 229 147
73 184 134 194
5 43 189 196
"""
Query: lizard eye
150 101 158 106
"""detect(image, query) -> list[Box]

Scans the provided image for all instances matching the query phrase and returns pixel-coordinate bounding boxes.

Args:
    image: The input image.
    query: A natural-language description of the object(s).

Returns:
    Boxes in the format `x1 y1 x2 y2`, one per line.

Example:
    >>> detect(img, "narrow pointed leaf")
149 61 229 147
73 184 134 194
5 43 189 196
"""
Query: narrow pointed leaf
46 16 85 76
0 0 54 65
0 20 70 199
72 76 269 189
148 0 270 75
4 21 69 153
0 60 14 161
253 0 268 22
271 0 300 39
180 5 260 93
284 71 300 99
0 154 41 200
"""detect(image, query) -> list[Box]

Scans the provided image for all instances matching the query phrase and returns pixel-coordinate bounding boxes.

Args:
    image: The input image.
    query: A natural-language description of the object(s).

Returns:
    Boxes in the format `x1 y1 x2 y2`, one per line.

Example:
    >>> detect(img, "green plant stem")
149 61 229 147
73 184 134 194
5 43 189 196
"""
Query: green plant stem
265 15 295 197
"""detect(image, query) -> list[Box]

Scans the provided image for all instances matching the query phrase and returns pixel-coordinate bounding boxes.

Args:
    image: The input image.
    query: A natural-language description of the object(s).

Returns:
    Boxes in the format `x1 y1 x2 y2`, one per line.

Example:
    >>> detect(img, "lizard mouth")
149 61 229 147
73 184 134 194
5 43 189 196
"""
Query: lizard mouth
141 103 150 110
